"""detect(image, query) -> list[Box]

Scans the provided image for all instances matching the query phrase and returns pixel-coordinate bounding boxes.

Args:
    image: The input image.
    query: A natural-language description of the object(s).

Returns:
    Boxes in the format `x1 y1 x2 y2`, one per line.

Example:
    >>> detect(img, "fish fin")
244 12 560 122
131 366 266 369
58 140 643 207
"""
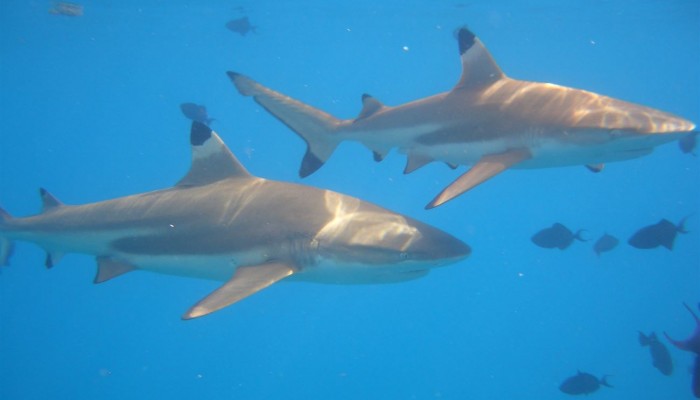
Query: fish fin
227 72 342 178
677 215 692 234
182 262 296 320
177 122 251 187
425 148 530 209
600 375 613 388
372 151 385 162
638 331 650 346
663 303 700 352
452 27 504 91
446 162 459 170
404 154 433 174
94 257 137 284
0 207 14 266
39 188 64 212
585 163 605 173
44 251 65 269
356 94 385 120
574 229 589 242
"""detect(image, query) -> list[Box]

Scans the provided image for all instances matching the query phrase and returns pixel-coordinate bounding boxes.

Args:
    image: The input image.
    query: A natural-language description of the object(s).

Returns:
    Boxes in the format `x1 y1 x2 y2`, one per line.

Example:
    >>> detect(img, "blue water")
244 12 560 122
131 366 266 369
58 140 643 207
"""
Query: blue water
1 1 698 399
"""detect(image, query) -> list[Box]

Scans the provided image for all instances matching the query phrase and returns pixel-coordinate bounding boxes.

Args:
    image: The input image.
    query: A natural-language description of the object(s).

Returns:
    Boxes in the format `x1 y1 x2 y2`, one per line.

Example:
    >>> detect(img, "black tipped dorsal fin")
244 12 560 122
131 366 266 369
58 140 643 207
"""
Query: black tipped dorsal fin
177 122 251 187
39 188 63 212
356 94 385 120
453 27 504 90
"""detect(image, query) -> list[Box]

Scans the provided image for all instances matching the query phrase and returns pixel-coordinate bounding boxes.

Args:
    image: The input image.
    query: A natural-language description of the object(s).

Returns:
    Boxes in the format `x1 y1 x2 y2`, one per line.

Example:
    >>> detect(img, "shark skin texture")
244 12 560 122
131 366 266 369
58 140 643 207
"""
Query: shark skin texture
0 122 470 319
228 27 696 209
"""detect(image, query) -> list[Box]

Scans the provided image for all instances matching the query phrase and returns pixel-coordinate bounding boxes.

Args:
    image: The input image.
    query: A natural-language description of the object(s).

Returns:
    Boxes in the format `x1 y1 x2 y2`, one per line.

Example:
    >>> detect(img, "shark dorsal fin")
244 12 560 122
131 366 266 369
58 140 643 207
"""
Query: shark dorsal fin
356 94 385 121
453 28 504 90
39 188 63 212
177 122 251 187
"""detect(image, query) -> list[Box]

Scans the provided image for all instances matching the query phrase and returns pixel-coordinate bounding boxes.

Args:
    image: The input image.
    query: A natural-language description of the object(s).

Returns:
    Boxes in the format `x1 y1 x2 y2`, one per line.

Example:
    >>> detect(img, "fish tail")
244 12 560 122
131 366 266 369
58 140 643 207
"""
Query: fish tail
227 71 342 177
677 215 692 234
600 375 614 388
574 229 589 242
0 206 15 266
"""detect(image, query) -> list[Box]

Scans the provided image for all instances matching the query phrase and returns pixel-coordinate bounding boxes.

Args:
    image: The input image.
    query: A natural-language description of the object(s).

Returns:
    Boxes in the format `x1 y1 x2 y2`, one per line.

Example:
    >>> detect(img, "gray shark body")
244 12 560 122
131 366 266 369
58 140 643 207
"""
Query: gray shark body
229 28 696 208
0 122 470 319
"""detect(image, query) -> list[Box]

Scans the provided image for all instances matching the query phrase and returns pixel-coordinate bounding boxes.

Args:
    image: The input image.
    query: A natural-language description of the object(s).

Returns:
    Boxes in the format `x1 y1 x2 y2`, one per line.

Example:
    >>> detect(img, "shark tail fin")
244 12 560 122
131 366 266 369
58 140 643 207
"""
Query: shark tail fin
677 215 692 234
600 375 614 389
0 207 15 266
227 71 342 177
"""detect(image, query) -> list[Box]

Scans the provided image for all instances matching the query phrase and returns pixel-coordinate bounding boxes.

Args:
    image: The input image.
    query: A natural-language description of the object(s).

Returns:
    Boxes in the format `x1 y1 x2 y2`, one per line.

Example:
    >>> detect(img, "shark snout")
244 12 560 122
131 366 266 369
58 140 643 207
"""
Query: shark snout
410 222 471 265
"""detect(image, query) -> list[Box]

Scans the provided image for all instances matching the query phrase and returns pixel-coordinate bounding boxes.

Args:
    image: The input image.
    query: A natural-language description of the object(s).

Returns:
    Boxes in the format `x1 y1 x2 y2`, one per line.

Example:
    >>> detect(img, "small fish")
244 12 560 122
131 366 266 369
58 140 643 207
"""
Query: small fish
48 2 83 16
593 233 618 257
664 303 700 398
559 371 612 396
679 132 698 155
531 223 586 250
639 331 674 376
180 103 214 125
628 217 689 250
226 17 256 36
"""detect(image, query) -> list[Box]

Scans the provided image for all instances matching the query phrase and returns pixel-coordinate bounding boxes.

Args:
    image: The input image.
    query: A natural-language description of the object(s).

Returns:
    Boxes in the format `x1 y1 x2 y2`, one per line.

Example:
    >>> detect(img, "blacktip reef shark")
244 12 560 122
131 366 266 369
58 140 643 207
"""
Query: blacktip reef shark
0 122 470 319
228 27 697 209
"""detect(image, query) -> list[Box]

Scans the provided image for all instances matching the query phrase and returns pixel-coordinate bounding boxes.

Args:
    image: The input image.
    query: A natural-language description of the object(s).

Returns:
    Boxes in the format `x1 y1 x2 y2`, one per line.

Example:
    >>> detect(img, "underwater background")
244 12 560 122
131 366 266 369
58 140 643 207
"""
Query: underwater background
0 0 698 399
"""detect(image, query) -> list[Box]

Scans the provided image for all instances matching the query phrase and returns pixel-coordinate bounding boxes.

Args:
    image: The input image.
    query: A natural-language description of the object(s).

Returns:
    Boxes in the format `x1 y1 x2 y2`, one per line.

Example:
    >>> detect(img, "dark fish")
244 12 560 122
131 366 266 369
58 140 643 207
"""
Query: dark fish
531 223 586 250
628 217 689 250
679 132 698 155
180 103 214 125
49 2 83 16
593 233 618 257
639 331 674 376
665 303 700 398
559 371 612 395
226 17 256 36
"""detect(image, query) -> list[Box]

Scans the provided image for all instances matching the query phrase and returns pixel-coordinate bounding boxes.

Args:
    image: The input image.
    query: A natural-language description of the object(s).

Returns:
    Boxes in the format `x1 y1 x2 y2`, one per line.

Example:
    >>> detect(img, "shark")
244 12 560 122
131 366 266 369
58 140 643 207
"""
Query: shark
227 27 697 209
0 122 470 319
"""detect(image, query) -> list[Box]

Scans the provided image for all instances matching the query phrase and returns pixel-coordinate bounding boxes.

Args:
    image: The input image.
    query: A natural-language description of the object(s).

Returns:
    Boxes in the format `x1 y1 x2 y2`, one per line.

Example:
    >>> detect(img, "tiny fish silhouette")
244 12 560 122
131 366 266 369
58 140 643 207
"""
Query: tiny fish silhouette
180 103 214 125
628 217 689 250
49 2 83 16
593 233 618 257
559 371 612 395
665 303 700 398
531 223 586 250
226 17 256 36
639 331 674 376
679 132 698 155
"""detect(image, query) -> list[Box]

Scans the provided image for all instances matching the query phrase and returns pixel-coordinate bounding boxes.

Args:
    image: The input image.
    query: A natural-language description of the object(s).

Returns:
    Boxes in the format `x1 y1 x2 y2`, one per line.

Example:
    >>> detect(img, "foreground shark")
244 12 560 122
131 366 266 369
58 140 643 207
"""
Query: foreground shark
0 122 470 319
228 27 697 209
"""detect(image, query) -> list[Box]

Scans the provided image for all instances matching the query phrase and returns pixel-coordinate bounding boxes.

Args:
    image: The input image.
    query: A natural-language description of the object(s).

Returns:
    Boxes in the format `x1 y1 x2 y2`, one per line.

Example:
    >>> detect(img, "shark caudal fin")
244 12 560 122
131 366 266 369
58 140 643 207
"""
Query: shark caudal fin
227 71 342 177
0 207 15 266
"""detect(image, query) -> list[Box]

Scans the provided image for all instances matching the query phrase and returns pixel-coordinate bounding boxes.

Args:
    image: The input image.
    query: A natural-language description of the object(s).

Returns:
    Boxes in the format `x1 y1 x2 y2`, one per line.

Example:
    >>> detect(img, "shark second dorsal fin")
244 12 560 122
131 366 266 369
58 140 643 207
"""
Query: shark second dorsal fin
453 27 504 91
356 94 385 121
177 122 251 187
182 262 296 320
39 188 63 212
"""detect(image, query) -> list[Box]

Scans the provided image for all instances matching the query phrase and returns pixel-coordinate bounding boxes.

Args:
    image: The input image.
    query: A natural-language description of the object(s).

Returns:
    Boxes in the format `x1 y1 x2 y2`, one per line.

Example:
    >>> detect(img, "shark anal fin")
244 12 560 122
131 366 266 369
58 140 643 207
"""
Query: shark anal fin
45 251 65 269
585 163 605 173
94 257 137 284
426 148 530 209
182 262 296 320
177 122 250 187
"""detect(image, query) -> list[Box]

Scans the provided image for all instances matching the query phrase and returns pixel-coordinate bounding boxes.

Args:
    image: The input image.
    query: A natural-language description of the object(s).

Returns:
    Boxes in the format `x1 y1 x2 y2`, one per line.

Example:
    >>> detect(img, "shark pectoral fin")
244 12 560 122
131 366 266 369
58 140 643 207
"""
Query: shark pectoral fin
94 257 137 284
404 154 433 174
182 262 296 320
426 148 530 209
585 163 605 173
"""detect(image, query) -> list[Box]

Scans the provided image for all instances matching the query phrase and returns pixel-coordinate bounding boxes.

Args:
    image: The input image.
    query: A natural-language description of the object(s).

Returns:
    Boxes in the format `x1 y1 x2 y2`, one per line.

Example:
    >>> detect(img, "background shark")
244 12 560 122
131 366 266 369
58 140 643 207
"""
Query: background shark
0 122 470 319
228 27 697 209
